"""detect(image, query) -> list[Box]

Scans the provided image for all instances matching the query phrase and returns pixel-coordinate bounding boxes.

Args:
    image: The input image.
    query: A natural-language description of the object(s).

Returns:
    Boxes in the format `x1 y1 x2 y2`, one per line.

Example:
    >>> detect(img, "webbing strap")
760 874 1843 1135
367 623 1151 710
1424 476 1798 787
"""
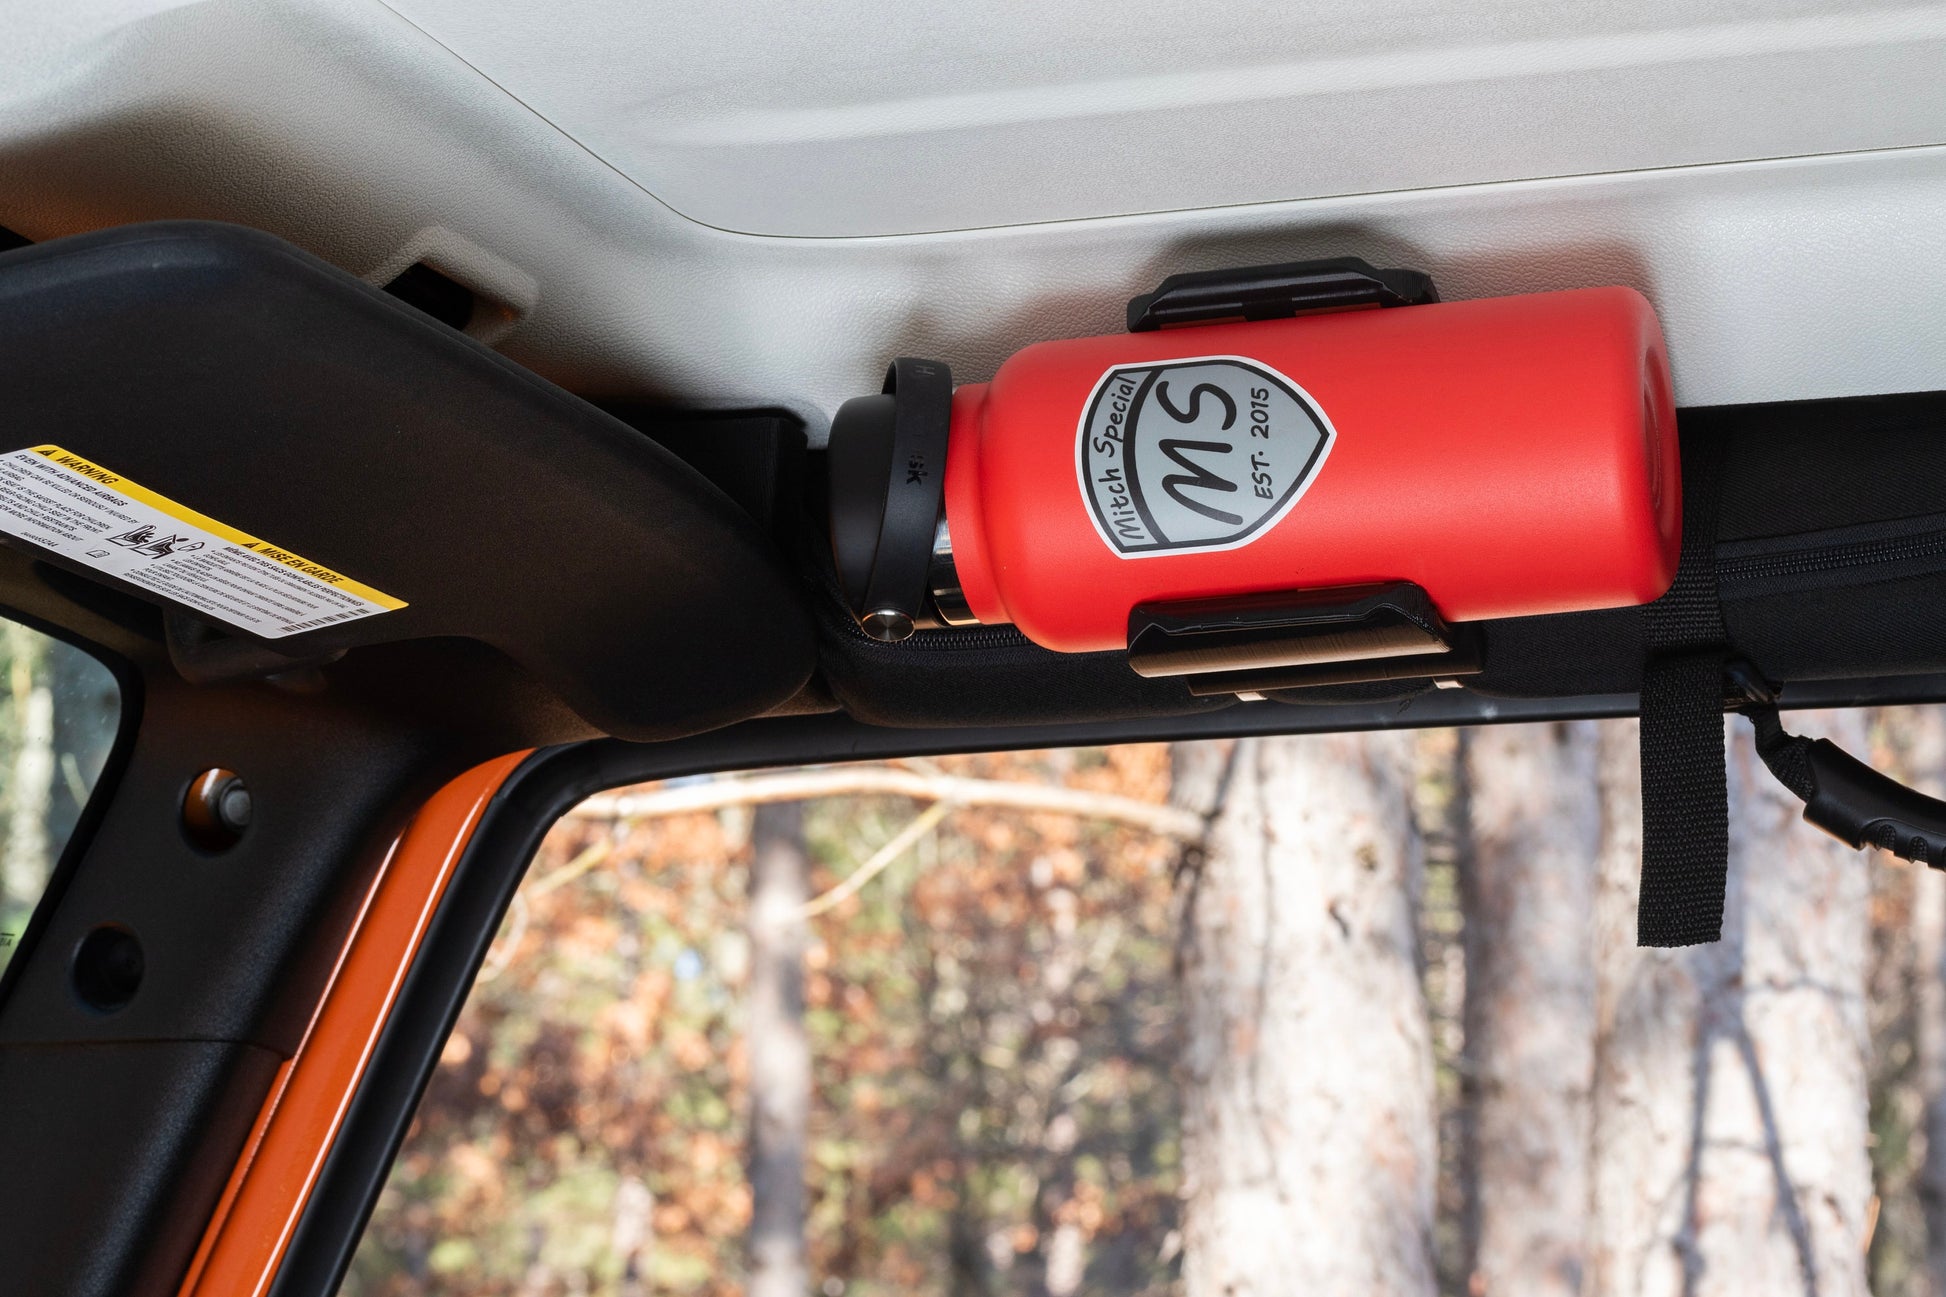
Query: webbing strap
1748 704 1815 801
1637 654 1728 944
1636 434 1729 947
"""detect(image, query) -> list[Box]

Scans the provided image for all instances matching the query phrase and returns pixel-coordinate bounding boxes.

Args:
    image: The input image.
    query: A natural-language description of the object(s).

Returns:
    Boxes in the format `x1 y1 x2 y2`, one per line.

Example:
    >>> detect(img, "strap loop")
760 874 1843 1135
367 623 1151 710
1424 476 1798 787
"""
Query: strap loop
1635 430 1730 947
1637 652 1730 946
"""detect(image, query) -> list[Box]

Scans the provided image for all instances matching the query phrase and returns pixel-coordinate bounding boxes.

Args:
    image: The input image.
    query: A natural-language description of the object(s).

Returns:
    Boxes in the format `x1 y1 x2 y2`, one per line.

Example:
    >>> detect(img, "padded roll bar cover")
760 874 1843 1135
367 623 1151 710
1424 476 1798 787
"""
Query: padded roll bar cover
0 222 814 739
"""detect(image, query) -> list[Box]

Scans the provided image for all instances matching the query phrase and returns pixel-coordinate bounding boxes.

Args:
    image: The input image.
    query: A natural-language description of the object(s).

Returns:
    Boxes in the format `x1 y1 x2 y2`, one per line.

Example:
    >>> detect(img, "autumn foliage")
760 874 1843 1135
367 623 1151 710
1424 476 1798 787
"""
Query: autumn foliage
349 746 1187 1296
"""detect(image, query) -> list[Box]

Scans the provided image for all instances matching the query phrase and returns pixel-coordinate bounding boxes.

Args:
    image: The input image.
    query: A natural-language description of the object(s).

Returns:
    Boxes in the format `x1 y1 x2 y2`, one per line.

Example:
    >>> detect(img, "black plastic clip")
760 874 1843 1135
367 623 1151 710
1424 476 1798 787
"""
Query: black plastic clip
1126 582 1482 698
1126 256 1439 333
1722 658 1779 710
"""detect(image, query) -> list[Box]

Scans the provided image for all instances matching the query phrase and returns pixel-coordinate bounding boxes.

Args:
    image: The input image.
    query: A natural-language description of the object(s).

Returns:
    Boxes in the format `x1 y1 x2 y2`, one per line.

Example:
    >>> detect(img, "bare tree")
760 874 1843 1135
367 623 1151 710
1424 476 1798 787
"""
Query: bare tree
1459 721 1601 1296
1922 872 1946 1297
747 800 812 1297
1173 732 1436 1297
1589 714 1874 1297
1898 706 1946 1296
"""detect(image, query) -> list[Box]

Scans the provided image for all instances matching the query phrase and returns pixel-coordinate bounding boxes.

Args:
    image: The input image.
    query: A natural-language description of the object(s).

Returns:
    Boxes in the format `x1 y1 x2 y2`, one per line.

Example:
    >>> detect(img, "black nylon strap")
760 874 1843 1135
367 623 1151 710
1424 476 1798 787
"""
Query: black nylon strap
1748 704 1815 801
1637 653 1728 944
1636 432 1729 947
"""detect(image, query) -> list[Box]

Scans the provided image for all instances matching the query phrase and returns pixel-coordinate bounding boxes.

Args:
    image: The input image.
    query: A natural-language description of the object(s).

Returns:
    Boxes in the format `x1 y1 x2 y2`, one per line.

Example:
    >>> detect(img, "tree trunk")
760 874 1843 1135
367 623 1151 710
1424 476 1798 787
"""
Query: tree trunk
1173 733 1436 1297
1905 707 1946 1296
1460 721 1600 1296
1921 871 1946 1297
747 800 812 1297
611 1175 654 1297
1589 714 1874 1297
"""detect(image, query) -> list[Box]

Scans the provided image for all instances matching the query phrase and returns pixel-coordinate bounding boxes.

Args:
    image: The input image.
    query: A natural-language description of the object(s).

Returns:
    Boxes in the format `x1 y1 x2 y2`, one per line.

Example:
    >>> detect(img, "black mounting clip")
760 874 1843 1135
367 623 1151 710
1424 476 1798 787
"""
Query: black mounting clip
1128 582 1483 699
1126 256 1438 332
1123 259 1464 697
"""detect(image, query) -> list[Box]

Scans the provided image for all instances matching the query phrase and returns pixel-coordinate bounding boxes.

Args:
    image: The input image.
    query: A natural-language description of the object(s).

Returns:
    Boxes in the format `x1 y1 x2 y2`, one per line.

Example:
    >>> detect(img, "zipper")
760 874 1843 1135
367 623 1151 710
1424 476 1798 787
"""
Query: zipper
835 611 1032 651
1717 513 1946 592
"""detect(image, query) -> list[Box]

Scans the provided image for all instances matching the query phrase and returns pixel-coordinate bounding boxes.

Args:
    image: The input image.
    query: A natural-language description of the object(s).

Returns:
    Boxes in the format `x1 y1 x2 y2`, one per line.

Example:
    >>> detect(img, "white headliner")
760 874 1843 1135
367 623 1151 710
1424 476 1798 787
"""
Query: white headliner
3 0 1946 439
384 0 1946 237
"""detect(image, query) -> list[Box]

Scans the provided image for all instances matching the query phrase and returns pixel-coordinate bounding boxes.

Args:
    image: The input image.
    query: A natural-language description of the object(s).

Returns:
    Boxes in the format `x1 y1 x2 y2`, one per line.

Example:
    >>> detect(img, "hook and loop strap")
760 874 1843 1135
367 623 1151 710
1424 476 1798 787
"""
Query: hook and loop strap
1636 431 1731 947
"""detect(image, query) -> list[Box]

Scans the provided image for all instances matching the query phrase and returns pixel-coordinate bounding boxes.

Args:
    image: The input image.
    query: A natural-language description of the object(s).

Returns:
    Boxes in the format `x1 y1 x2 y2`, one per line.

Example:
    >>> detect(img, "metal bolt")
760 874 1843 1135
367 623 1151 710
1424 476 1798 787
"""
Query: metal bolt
184 768 251 850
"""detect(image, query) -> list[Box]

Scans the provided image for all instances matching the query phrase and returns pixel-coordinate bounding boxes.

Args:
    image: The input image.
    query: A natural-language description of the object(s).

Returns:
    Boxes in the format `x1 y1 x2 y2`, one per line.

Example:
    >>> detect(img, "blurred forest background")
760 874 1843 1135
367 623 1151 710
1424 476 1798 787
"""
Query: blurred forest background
337 709 1946 1297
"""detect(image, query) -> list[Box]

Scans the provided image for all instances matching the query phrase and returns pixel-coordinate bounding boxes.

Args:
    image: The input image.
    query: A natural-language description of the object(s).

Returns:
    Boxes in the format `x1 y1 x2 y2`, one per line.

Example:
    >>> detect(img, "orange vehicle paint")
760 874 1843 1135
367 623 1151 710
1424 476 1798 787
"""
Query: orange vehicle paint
177 750 531 1297
940 287 1678 652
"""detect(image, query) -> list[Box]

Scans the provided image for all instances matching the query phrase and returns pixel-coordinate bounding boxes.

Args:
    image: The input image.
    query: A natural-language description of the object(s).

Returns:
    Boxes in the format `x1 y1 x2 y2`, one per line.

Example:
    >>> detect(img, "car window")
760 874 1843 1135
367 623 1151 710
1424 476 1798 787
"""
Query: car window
349 713 1946 1297
350 746 1184 1296
0 621 120 981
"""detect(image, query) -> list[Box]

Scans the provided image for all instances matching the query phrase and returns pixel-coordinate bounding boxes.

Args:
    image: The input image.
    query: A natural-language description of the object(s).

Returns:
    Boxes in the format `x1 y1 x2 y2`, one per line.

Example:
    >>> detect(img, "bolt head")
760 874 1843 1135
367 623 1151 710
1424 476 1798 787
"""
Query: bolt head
216 784 254 832
861 608 915 642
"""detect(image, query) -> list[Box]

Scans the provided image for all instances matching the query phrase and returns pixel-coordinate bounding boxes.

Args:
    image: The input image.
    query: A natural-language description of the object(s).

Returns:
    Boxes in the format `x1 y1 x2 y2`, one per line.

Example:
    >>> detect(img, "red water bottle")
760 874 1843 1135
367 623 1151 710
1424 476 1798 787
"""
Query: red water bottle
828 260 1678 695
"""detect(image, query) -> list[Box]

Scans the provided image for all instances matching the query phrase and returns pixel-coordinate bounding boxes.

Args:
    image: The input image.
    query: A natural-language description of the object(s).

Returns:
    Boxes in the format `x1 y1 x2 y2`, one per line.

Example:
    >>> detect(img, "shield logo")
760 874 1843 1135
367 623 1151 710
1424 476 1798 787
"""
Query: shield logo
1075 355 1334 557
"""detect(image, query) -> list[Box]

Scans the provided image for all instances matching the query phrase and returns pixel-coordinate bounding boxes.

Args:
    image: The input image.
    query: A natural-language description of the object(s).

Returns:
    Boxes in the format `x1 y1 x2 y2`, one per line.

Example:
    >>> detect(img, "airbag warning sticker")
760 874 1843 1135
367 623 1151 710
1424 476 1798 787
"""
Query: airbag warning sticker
0 446 405 639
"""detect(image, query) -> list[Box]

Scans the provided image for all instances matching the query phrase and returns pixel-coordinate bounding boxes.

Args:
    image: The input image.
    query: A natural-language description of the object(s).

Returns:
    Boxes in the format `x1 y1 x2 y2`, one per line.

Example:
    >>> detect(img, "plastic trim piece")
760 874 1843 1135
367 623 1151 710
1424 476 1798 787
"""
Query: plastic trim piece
0 221 814 740
179 751 529 1297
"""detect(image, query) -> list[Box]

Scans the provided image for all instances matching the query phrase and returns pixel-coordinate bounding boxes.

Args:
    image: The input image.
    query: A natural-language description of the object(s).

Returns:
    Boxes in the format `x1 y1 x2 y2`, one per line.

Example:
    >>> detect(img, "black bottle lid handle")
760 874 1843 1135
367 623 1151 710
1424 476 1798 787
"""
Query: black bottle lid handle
853 357 952 642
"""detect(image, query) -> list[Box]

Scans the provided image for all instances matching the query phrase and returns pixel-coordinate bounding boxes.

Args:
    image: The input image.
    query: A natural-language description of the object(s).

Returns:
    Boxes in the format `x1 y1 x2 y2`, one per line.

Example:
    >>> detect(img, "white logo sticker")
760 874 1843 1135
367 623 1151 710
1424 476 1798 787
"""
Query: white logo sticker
1076 355 1334 558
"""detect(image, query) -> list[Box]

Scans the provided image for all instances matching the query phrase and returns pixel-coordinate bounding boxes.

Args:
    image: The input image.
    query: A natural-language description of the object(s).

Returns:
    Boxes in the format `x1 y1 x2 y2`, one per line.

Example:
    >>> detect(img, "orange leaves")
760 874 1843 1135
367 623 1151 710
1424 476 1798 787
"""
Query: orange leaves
688 1133 731 1177
666 1026 713 1073
356 744 1189 1296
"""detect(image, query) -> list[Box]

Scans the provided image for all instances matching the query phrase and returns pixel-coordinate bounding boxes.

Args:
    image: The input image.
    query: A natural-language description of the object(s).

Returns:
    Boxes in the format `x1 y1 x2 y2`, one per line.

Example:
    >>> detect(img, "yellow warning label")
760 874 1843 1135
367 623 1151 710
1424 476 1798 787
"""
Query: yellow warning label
0 445 406 639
